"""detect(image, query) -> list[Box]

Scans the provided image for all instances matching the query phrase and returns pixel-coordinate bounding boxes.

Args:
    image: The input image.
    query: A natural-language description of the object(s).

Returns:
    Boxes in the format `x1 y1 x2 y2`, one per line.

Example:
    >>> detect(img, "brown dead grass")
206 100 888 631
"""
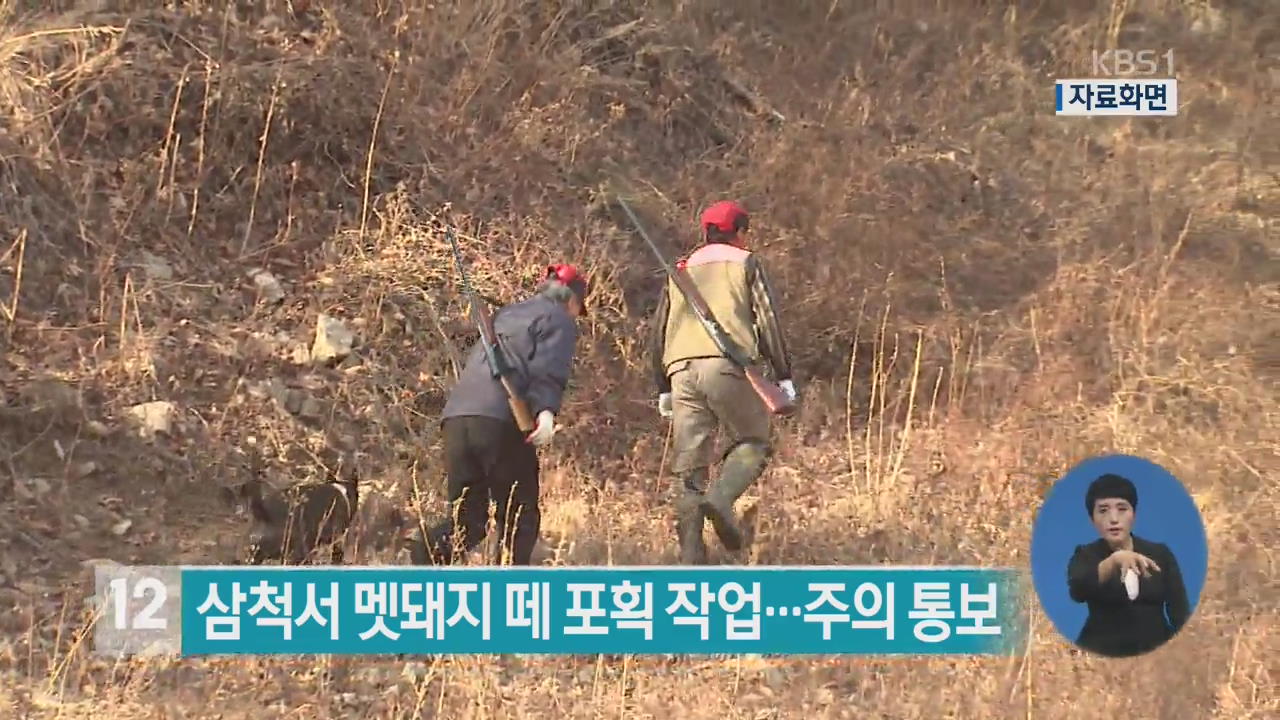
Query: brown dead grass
0 0 1277 717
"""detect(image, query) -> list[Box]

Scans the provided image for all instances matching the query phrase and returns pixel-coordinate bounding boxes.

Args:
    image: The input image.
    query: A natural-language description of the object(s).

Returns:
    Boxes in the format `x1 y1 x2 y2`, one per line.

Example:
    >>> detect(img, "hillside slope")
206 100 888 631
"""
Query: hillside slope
1 0 1277 718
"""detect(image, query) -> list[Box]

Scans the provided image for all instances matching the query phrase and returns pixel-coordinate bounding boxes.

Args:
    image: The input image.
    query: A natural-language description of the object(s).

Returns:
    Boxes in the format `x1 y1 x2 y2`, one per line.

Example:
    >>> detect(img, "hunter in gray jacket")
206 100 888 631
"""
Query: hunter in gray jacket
442 292 579 426
411 264 589 566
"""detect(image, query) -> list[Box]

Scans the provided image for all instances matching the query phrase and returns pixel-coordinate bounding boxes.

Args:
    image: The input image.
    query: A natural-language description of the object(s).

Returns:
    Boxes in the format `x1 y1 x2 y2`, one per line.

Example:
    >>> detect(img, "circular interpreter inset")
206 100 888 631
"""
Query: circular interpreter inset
1029 453 1208 659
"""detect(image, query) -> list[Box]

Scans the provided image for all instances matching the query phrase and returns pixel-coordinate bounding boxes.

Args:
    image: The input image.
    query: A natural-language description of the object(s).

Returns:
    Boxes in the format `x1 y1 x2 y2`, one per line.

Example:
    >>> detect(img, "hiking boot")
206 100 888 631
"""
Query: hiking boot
701 442 770 552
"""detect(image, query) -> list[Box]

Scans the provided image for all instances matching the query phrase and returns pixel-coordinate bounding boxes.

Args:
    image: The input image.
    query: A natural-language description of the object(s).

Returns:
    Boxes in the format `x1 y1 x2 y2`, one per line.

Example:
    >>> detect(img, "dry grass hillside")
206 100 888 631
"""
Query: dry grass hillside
1 0 1277 717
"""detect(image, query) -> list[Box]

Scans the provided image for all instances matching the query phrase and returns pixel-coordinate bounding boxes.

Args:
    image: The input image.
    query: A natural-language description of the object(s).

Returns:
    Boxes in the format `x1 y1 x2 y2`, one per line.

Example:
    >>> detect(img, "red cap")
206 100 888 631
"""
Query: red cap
546 263 589 312
700 200 750 236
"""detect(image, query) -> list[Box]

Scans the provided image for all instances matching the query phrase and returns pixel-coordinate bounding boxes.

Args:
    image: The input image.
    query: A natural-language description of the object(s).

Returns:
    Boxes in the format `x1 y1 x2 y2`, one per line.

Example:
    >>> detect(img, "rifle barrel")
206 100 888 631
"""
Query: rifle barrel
617 199 678 277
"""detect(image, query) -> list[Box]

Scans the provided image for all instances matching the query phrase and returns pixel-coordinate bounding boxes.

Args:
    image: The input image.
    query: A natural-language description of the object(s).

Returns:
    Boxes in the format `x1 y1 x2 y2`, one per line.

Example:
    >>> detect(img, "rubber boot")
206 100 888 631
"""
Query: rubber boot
672 468 710 564
701 442 770 552
674 493 708 564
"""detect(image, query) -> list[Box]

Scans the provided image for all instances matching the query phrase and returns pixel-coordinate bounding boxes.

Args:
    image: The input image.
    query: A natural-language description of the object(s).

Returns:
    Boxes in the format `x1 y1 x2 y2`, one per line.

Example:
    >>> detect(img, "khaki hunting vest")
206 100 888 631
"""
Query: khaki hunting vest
661 242 759 374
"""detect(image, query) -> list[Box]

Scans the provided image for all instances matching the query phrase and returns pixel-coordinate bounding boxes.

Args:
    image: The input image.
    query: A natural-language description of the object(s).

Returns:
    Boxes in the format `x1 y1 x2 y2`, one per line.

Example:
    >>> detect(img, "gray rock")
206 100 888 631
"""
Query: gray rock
136 251 174 281
312 314 354 364
125 401 176 439
14 477 53 500
298 395 325 420
282 388 306 415
85 420 111 437
249 268 286 304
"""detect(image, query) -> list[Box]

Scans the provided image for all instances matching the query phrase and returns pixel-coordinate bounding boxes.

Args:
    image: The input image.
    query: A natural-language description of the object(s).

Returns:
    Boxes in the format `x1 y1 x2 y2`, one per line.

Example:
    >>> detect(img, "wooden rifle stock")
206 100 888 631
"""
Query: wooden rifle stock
745 365 796 416
500 377 537 432
470 295 538 432
618 197 796 417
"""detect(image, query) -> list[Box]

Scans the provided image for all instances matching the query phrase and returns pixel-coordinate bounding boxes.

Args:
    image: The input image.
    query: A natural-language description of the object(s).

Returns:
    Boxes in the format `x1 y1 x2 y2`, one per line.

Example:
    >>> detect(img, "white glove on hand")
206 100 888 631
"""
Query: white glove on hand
526 410 557 447
658 392 673 418
1122 567 1139 601
779 379 797 403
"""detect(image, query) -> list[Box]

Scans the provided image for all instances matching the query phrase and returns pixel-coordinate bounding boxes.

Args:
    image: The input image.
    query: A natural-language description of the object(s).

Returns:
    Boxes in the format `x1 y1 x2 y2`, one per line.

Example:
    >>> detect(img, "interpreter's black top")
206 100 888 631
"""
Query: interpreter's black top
1066 534 1191 658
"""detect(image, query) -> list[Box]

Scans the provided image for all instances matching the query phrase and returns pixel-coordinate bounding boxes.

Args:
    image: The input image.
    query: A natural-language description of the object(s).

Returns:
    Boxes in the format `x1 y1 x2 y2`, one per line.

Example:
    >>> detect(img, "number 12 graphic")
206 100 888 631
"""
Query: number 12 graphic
107 576 168 631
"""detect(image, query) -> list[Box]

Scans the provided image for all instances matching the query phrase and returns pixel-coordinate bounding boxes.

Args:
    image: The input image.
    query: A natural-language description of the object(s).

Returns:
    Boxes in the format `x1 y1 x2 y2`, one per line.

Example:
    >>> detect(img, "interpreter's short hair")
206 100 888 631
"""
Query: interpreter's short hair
1085 473 1138 515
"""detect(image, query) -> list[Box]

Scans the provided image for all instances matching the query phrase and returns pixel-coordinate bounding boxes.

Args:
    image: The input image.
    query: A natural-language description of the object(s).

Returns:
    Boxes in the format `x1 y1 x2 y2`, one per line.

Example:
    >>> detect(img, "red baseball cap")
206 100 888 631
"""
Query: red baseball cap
546 263 589 312
700 200 750 235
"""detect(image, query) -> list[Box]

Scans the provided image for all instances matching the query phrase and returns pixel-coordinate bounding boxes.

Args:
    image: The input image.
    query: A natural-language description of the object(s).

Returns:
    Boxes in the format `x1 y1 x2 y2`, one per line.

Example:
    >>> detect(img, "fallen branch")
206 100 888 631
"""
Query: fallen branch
408 286 465 383
721 75 786 124
1 230 27 341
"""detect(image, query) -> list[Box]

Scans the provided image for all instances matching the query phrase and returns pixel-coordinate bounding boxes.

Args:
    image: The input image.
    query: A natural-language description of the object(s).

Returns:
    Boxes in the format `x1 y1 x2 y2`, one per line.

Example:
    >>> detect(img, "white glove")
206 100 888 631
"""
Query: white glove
1122 567 1139 601
779 379 797 403
526 410 557 447
657 393 673 418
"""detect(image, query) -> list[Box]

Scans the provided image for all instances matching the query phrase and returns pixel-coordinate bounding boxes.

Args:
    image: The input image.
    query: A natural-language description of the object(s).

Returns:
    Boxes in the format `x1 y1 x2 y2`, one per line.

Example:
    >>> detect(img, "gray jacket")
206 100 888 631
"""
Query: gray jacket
441 293 579 425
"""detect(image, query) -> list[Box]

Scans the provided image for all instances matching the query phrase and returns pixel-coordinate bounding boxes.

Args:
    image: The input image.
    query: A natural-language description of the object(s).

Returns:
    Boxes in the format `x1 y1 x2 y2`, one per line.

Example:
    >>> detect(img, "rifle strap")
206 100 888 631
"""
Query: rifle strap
669 261 753 370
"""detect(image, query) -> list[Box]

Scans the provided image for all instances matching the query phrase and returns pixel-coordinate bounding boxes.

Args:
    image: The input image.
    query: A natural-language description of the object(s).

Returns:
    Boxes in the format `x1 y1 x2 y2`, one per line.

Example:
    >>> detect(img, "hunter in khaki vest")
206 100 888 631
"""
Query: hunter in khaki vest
647 200 796 563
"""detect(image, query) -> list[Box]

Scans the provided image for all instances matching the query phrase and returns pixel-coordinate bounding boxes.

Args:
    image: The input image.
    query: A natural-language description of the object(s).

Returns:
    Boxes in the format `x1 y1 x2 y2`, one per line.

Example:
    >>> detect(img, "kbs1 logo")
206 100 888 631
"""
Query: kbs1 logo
1055 49 1177 117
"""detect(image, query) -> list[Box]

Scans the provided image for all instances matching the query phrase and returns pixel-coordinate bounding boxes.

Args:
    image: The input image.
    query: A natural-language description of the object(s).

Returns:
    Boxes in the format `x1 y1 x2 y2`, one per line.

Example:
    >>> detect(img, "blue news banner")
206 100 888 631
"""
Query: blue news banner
90 565 1029 657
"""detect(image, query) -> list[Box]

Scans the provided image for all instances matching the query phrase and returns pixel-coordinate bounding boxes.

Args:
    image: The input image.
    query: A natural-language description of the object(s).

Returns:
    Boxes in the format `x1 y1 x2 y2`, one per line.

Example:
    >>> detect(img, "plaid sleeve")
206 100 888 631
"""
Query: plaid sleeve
747 254 793 381
648 283 673 394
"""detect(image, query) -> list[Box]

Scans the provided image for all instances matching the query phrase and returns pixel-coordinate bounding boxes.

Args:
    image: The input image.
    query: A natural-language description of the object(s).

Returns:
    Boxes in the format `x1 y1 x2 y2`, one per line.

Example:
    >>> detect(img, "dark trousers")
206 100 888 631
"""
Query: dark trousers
417 415 541 565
